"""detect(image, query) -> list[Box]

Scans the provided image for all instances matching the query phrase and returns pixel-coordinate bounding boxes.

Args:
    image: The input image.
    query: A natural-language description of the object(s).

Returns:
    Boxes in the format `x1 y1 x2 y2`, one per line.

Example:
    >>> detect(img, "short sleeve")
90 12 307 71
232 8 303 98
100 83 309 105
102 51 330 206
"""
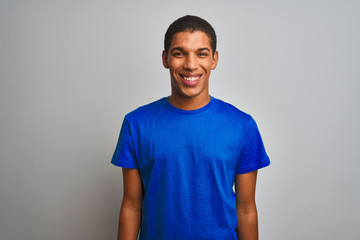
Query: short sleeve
235 117 270 174
111 117 138 168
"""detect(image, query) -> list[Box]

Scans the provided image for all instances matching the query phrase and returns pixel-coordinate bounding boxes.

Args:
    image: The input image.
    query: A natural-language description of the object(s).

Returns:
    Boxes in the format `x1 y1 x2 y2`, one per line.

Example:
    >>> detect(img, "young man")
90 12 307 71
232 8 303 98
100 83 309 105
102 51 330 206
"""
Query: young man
112 15 270 240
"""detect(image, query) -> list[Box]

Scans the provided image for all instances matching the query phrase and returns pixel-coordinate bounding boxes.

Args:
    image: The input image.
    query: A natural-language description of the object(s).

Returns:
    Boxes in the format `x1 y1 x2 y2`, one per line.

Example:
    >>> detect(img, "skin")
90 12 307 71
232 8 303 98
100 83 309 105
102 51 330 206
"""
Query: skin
117 30 259 240
162 31 218 110
117 168 143 240
235 170 259 240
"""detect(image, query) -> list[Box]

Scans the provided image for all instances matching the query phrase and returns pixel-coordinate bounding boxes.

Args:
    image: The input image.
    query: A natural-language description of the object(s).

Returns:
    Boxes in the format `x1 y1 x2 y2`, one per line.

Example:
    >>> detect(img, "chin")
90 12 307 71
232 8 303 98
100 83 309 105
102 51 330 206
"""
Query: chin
180 89 206 98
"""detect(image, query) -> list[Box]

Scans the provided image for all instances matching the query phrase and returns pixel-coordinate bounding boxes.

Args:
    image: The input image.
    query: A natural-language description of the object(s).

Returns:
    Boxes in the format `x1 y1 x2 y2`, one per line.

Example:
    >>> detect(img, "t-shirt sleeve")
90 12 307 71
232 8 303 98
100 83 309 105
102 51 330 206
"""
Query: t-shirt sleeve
111 117 138 169
235 117 270 174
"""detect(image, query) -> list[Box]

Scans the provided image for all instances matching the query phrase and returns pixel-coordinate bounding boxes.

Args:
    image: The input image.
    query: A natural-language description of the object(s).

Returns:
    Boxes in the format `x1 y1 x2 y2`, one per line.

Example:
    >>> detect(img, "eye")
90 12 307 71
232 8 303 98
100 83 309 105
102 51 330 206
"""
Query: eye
198 52 208 57
173 52 183 57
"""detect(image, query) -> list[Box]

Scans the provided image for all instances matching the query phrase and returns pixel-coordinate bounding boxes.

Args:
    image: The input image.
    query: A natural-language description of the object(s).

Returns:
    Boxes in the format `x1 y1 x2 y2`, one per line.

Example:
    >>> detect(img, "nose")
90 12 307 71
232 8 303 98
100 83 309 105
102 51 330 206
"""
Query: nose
183 54 198 70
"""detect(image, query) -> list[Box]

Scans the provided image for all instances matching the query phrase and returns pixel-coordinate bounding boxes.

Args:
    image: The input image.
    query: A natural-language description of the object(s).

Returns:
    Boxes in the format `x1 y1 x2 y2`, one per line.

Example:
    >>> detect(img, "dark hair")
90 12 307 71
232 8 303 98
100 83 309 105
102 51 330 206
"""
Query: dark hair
164 15 217 55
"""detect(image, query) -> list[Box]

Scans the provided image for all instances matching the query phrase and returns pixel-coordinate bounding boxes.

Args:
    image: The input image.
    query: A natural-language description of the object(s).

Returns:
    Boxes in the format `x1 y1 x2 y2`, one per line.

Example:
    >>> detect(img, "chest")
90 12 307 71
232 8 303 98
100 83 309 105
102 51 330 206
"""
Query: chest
135 117 244 172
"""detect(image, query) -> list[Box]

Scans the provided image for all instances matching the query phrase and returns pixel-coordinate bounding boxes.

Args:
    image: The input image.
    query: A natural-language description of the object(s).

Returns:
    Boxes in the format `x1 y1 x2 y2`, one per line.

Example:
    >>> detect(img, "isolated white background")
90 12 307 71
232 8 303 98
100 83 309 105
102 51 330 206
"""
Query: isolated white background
1 0 359 239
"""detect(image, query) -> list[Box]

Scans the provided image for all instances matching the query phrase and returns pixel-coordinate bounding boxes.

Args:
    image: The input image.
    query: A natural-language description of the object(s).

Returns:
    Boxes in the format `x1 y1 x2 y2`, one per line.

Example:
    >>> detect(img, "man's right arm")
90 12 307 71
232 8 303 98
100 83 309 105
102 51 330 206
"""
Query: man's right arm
117 167 143 240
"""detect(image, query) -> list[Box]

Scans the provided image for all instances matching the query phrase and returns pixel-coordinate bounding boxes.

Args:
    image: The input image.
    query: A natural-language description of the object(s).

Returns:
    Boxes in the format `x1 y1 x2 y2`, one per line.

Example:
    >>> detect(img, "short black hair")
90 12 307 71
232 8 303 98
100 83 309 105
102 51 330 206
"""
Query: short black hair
164 15 217 55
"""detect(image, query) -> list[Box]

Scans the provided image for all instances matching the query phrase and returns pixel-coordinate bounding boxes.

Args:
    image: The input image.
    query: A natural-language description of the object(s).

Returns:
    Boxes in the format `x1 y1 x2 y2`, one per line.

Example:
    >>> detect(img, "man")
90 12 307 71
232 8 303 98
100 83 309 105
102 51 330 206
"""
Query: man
112 15 270 240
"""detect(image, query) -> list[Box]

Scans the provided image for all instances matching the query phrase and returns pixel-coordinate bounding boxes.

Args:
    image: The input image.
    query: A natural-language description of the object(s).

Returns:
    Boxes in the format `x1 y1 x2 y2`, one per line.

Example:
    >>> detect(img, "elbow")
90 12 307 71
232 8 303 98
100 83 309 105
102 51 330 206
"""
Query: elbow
236 200 257 216
121 196 143 213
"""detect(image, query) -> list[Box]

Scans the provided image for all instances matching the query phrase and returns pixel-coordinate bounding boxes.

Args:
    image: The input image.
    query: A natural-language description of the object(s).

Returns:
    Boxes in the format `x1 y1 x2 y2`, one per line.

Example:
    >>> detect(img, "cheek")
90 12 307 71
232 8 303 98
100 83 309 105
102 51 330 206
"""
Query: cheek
169 69 178 79
203 63 214 72
170 63 182 74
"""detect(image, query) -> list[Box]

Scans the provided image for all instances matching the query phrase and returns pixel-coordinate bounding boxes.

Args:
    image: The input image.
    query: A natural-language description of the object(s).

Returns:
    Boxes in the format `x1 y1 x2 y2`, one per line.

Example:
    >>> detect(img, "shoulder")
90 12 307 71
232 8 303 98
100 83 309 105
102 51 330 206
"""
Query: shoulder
124 97 168 123
211 97 253 122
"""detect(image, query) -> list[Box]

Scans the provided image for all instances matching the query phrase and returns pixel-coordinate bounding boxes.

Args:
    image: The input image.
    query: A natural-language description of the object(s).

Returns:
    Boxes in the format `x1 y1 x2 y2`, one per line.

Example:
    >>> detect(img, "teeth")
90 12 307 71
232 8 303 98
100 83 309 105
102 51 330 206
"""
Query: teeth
183 76 199 81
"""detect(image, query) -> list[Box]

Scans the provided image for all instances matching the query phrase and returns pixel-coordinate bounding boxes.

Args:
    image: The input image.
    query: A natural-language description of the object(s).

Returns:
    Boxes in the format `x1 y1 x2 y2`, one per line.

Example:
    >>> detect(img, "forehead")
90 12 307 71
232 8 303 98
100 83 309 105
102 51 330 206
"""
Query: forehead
170 31 211 51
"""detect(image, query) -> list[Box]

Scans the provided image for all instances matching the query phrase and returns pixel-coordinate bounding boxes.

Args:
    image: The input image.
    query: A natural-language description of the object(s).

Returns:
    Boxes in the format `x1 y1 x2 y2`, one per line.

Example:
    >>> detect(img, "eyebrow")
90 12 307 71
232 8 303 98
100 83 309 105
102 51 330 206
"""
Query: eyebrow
170 47 184 52
198 48 211 52
170 47 211 52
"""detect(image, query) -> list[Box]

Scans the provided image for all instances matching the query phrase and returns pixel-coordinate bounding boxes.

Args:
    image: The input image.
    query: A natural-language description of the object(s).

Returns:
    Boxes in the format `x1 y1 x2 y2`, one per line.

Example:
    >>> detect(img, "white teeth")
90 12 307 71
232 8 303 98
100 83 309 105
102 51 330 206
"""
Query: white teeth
183 76 199 81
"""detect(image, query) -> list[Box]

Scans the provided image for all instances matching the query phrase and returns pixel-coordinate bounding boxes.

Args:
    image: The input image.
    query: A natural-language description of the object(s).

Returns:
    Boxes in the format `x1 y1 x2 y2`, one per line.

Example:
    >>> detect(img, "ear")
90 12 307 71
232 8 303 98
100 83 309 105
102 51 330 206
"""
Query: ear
211 51 219 70
162 50 169 69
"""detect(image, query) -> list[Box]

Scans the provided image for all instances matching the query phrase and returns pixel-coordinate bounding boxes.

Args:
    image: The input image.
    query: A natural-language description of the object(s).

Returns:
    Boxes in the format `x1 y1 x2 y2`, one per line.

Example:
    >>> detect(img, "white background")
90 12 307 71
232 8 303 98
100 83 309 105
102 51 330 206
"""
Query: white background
1 0 359 239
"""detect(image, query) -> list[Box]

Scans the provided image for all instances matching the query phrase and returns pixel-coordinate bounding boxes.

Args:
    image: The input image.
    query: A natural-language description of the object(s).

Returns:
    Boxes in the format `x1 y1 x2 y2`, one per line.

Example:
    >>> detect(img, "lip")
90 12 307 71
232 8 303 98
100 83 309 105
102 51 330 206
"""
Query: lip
179 74 202 87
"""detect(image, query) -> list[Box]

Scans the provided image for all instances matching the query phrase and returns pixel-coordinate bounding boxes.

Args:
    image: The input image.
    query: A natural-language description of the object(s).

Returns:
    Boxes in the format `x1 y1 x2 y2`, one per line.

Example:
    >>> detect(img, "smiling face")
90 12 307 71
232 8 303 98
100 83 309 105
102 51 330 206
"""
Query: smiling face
162 31 218 107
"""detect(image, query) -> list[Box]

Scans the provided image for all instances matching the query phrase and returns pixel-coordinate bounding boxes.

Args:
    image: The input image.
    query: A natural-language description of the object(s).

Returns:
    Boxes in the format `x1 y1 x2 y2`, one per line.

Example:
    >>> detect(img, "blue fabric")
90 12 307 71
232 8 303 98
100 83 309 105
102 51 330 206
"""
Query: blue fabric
111 96 270 240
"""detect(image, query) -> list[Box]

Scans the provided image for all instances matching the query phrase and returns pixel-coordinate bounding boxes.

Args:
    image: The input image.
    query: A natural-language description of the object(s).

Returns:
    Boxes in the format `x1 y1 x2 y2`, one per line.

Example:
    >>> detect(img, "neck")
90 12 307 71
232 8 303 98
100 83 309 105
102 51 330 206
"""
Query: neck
168 94 211 111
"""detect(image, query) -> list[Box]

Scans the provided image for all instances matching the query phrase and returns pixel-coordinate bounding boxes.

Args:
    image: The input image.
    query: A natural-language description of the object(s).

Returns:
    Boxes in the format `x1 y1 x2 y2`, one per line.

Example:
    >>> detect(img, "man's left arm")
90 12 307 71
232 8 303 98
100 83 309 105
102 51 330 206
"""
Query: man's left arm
235 170 258 240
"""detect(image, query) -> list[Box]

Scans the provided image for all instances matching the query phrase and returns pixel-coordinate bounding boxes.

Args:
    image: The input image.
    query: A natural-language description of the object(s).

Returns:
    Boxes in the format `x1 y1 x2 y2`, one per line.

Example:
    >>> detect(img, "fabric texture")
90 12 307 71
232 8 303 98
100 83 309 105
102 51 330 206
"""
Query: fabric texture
111 96 270 240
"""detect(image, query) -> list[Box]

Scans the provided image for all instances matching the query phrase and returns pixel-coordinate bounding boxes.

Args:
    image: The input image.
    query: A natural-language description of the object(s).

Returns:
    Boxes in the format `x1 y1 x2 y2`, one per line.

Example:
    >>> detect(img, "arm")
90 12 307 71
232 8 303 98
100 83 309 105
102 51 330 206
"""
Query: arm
117 167 143 240
235 170 258 240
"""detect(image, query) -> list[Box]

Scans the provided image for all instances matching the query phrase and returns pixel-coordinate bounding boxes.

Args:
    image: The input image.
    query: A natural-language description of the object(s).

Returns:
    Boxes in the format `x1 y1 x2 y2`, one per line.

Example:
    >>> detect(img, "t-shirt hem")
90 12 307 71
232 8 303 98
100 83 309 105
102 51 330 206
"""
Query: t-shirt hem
236 159 270 174
111 159 138 169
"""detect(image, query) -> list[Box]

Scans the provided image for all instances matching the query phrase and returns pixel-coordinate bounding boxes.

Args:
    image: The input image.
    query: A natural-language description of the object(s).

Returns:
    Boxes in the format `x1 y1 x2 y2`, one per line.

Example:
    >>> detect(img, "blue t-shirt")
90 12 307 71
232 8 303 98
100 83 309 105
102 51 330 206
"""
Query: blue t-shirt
112 96 270 240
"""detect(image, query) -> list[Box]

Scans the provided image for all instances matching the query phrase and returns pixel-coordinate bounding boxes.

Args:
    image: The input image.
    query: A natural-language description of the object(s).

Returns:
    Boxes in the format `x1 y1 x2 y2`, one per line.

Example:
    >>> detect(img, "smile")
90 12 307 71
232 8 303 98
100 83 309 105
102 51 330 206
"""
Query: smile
180 74 202 86
183 76 200 81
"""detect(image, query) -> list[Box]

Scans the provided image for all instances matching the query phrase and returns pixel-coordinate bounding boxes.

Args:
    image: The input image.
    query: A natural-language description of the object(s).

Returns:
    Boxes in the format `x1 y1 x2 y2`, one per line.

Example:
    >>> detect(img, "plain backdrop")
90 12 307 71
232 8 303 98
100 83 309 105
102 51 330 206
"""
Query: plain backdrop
1 0 359 239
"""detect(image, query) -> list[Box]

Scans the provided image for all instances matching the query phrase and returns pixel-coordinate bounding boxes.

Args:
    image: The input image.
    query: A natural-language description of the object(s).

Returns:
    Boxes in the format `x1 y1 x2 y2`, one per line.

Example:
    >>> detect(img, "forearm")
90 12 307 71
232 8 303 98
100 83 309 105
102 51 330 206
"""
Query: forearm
118 204 142 240
236 203 258 240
